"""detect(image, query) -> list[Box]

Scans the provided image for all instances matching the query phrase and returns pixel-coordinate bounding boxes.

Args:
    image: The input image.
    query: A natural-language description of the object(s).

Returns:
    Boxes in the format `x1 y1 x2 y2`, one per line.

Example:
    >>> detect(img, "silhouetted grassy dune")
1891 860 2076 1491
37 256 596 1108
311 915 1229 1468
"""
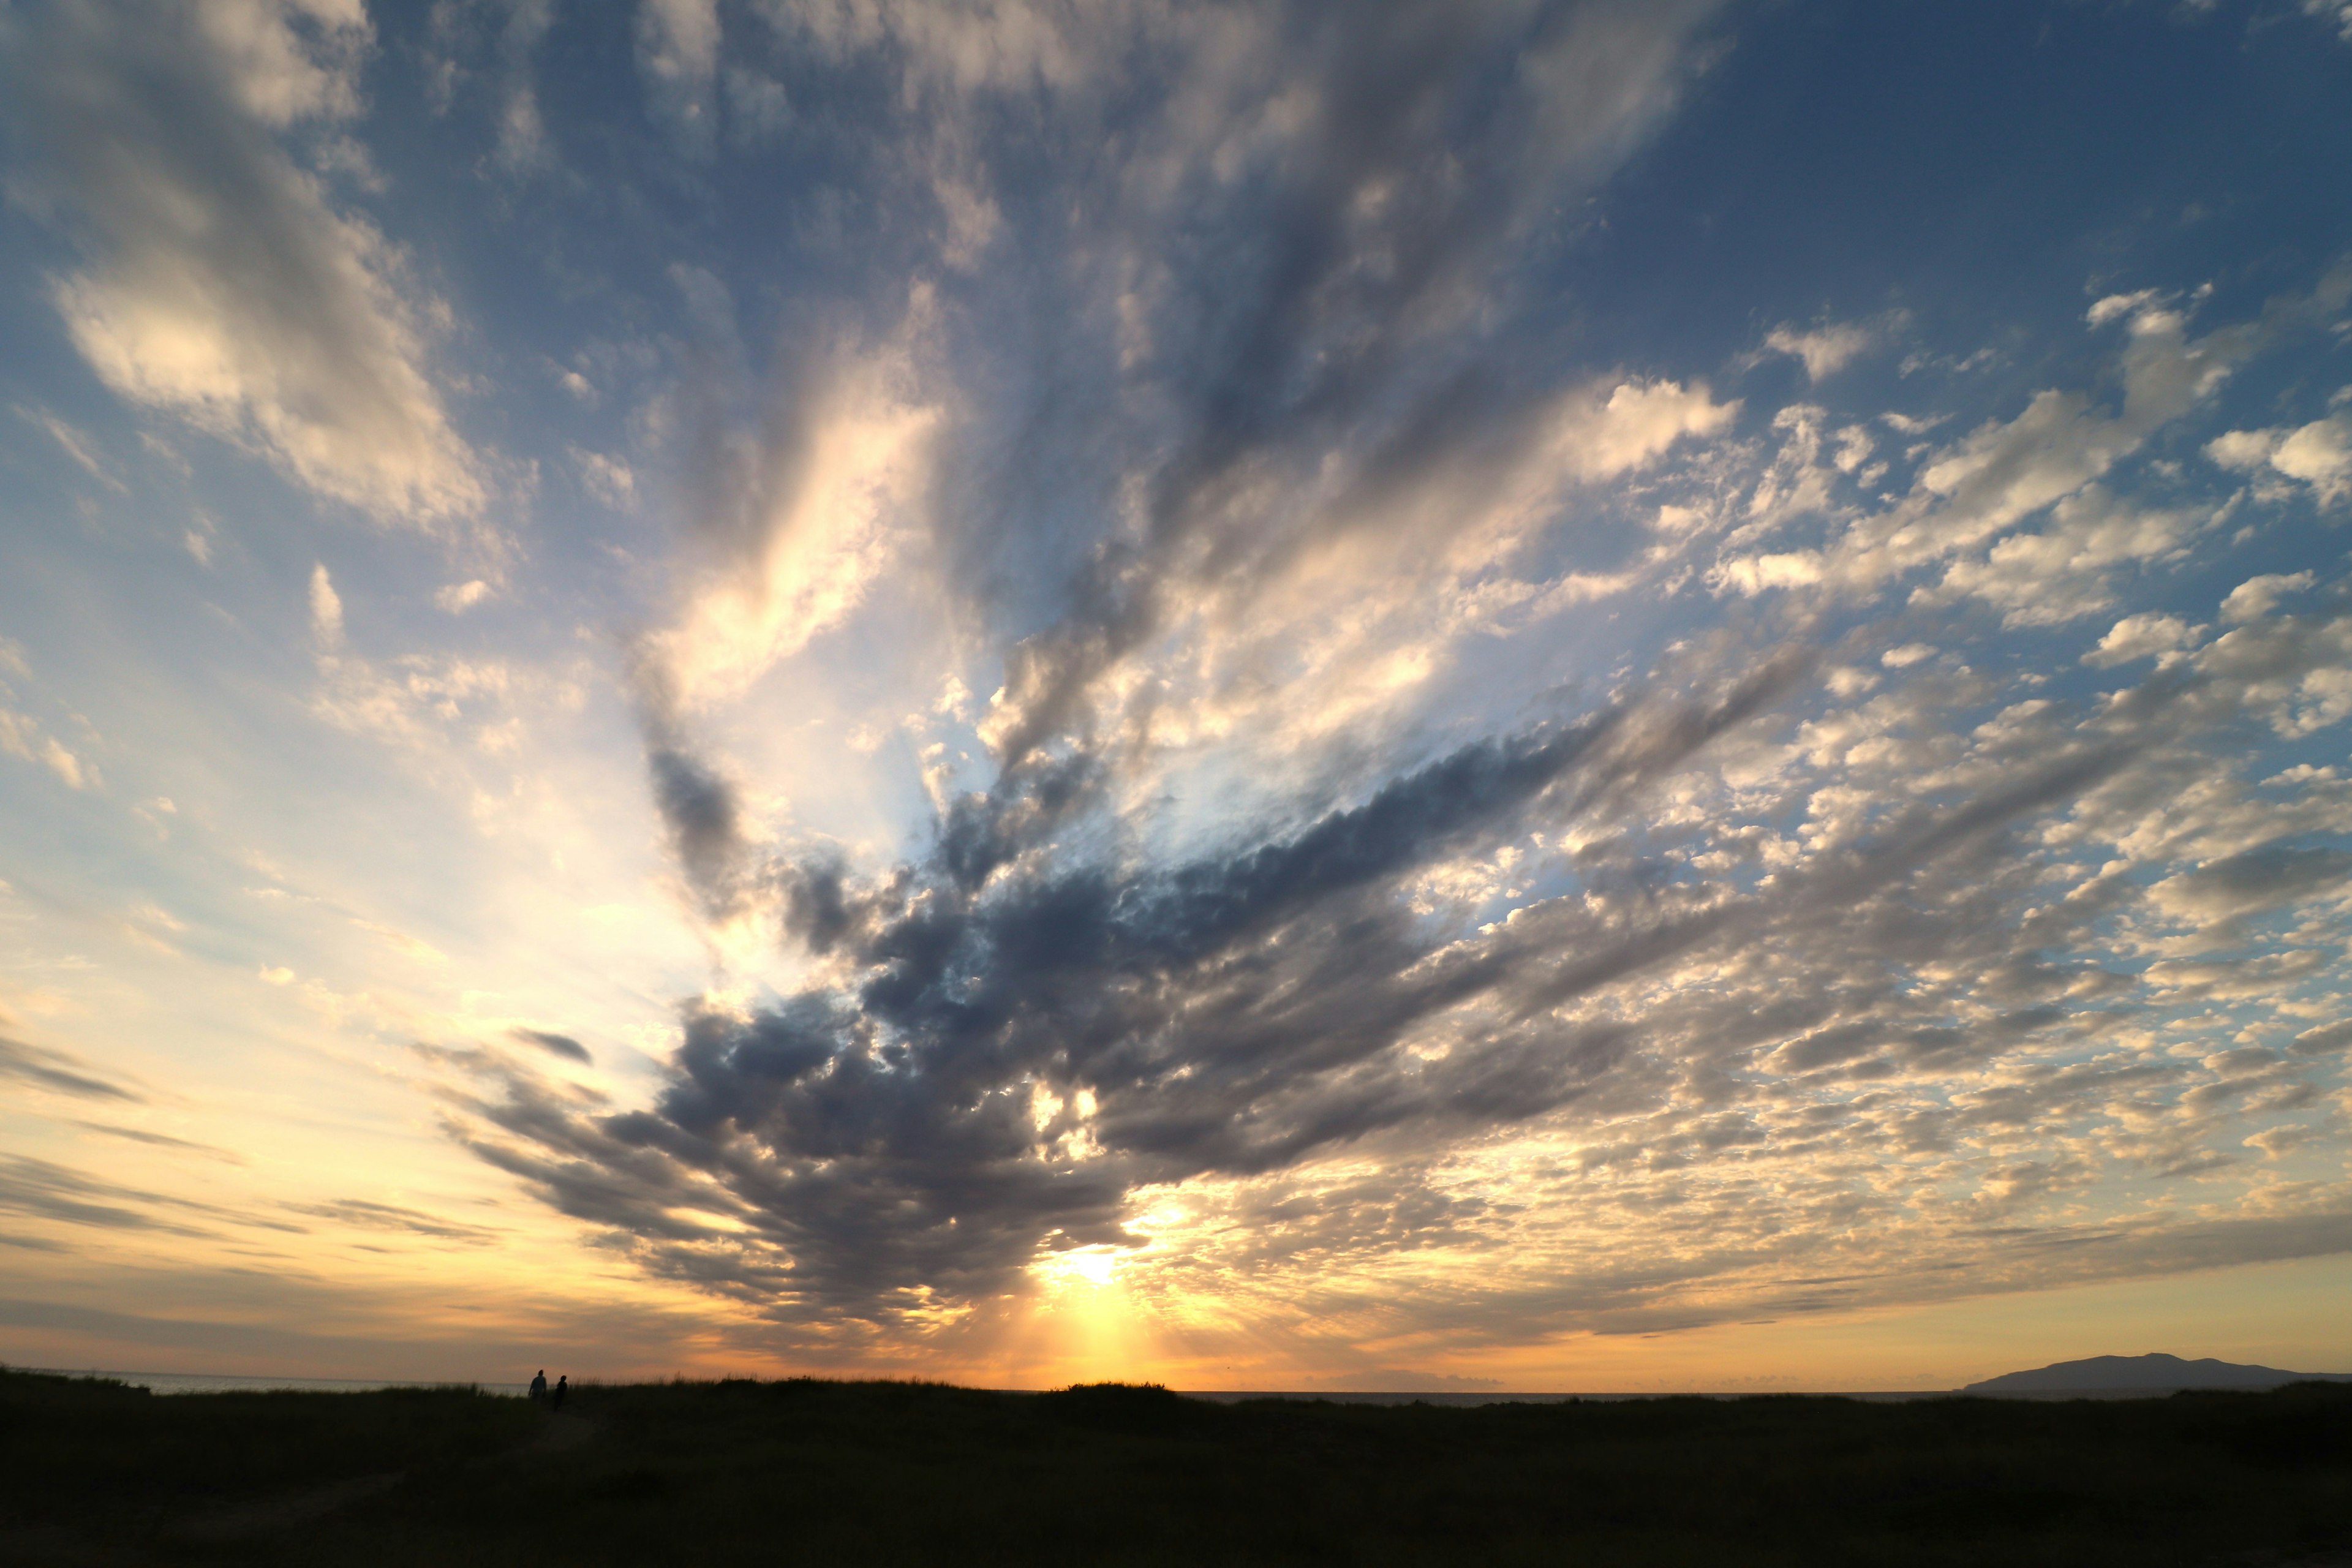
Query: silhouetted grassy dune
3 1368 2349 1564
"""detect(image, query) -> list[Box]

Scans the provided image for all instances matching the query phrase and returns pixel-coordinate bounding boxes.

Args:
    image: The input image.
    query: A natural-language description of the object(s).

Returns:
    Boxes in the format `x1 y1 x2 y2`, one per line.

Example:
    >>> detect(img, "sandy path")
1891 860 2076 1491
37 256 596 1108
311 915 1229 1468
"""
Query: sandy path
168 1409 598 1544
176 1471 404 1542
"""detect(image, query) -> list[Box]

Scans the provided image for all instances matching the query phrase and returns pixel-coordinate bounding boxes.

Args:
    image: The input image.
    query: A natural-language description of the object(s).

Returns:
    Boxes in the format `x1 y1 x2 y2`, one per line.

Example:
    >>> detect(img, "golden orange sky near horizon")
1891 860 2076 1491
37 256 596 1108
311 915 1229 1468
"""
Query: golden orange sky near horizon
5 1159 2347 1392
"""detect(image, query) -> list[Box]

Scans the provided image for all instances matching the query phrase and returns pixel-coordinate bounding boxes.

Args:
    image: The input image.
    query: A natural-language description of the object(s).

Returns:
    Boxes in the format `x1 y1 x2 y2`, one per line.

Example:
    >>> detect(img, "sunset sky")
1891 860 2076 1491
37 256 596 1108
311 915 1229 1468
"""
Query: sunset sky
2 0 2351 1392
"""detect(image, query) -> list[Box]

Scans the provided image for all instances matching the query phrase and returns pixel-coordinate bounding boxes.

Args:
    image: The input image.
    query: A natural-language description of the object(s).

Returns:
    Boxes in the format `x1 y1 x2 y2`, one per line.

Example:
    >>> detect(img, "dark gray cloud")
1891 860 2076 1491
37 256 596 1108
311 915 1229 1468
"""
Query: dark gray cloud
648 738 745 913
451 650 1839 1319
630 644 752 916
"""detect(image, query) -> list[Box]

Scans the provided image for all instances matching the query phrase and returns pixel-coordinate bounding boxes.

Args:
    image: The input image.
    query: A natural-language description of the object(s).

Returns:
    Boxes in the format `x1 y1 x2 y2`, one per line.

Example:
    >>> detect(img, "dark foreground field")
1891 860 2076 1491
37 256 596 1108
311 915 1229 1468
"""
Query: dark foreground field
3 1369 2350 1566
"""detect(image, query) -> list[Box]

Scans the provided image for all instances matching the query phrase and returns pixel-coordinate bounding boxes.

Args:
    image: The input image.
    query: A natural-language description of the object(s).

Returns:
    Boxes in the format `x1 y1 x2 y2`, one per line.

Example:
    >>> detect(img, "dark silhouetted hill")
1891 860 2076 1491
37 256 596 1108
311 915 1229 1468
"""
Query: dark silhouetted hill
1965 1352 2352 1395
7 1367 2352 1564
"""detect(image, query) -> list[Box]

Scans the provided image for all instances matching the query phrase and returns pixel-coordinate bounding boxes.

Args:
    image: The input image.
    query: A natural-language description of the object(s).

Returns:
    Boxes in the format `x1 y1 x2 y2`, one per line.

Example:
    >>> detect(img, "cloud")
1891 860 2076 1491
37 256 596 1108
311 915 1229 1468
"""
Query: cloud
2272 416 2352 506
636 0 722 155
2290 1021 2352 1057
641 718 748 918
195 6 2329 1361
2305 0 2352 43
4 0 486 526
572 447 637 508
2222 572 2315 624
510 1027 594 1065
0 1155 180 1233
440 554 2352 1344
435 579 493 613
71 1121 246 1163
310 563 345 647
1717 284 2343 603
1920 486 2206 627
0 1153 294 1240
0 1036 141 1102
2147 845 2352 934
427 0 560 173
1556 379 1741 480
0 649 96 791
2086 288 2166 328
649 291 943 709
2209 407 2352 506
2085 612 2204 667
1763 320 1880 381
282 1197 500 1243
797 0 1741 772
17 405 128 492
2206 427 2283 472
448 653 1807 1323
0 707 92 791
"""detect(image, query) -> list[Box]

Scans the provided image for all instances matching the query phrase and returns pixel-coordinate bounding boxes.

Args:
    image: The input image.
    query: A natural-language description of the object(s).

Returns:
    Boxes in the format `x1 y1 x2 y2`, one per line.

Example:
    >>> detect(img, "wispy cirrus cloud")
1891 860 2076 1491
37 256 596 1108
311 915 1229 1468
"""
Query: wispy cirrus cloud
0 1035 141 1102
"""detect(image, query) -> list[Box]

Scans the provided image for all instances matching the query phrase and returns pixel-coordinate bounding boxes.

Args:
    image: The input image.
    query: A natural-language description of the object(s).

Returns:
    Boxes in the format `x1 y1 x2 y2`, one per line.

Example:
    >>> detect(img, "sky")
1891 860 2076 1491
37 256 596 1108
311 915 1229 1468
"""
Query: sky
1 0 2350 1394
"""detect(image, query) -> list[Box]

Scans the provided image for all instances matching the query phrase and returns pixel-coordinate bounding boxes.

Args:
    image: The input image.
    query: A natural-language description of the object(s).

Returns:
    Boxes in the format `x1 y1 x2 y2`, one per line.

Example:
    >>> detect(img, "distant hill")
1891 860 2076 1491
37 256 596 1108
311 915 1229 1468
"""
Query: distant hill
1964 1353 2352 1395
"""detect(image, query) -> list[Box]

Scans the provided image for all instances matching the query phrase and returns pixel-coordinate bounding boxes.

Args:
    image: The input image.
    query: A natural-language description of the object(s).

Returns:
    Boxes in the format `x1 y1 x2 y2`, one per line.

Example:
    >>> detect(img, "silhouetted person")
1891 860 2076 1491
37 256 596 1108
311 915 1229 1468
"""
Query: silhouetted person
552 1374 568 1412
529 1369 546 1403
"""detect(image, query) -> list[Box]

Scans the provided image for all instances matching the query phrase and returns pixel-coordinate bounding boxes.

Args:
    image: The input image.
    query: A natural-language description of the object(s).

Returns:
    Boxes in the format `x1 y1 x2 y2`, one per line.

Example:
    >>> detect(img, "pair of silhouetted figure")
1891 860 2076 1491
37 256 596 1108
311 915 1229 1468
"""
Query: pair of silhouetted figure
529 1370 567 1411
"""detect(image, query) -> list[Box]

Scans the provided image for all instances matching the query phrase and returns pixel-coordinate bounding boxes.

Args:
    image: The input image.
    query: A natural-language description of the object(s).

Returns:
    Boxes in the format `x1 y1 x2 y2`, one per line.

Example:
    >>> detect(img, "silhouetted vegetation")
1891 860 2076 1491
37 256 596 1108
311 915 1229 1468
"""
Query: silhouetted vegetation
3 1368 2350 1564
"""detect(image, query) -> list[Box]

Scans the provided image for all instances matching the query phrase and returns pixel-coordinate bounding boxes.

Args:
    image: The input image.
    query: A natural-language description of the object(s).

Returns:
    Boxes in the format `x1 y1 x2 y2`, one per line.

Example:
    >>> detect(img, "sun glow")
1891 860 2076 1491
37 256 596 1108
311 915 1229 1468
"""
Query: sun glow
1036 1245 1123 1290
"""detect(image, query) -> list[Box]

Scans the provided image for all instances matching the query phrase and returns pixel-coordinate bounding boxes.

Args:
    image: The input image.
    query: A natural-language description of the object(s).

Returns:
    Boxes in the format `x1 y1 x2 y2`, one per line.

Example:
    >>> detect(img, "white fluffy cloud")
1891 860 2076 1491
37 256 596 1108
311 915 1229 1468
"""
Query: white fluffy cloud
1714 294 2277 605
1763 320 1878 381
1555 377 1740 480
2272 417 2352 505
2085 611 2204 667
2221 572 2315 625
12 0 486 526
1923 486 2204 626
2208 405 2352 507
309 563 345 647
